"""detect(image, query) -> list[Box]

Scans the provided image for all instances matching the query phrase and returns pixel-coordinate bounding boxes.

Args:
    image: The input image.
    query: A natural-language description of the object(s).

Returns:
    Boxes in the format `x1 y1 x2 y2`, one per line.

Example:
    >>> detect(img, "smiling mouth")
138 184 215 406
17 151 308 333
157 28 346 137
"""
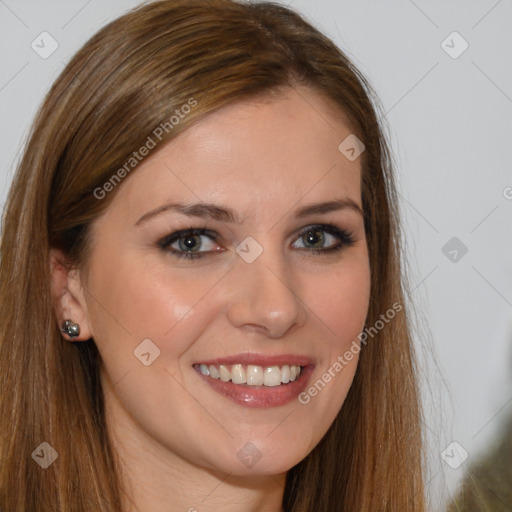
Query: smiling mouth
194 363 302 387
192 354 314 408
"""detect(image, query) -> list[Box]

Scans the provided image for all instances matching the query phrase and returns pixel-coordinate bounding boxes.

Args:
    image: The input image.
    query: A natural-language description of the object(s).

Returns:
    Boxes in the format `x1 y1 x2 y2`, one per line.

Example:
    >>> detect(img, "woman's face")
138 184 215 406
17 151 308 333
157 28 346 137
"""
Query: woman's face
72 86 370 476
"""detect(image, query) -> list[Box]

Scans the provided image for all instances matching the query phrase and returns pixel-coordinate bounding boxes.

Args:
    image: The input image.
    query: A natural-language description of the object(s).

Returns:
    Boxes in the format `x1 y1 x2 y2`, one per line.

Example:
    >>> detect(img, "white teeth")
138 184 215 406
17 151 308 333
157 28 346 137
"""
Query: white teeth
219 365 231 382
263 366 281 387
209 365 220 379
198 364 302 386
231 364 246 384
246 365 264 385
281 365 290 384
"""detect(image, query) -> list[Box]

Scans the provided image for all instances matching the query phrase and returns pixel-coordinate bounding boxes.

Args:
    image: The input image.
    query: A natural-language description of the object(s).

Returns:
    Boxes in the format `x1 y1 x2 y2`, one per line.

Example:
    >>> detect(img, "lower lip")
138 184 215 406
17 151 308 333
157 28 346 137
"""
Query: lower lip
195 366 314 408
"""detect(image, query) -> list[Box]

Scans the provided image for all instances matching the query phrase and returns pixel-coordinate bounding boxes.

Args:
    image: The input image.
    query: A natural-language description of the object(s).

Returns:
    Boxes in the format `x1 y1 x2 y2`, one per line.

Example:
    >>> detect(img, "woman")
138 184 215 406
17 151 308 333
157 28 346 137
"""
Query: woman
0 0 425 510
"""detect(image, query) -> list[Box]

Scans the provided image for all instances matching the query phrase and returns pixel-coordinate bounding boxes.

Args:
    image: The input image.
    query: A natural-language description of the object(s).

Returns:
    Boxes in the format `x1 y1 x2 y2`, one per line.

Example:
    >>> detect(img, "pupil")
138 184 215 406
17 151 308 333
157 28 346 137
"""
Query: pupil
305 230 324 247
180 235 200 251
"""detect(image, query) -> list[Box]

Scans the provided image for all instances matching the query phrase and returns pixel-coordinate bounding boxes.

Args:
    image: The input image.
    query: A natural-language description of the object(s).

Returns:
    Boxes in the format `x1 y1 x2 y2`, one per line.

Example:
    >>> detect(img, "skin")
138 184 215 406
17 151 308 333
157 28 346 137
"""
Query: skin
51 86 371 512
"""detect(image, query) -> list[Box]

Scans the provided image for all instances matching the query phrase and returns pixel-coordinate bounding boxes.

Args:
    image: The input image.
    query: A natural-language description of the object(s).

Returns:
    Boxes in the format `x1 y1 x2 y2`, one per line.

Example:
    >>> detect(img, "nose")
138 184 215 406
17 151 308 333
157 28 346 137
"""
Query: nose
225 250 307 338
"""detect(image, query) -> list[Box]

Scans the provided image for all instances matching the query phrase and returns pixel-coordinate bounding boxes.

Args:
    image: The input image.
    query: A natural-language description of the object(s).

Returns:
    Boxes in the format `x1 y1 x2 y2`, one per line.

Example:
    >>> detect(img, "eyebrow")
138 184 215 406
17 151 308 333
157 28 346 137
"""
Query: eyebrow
134 197 363 226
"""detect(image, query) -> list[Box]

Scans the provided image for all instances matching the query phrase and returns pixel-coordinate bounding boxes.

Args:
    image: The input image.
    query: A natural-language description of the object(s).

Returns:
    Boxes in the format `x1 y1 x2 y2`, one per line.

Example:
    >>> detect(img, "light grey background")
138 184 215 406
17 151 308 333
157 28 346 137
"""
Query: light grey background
1 1 511 509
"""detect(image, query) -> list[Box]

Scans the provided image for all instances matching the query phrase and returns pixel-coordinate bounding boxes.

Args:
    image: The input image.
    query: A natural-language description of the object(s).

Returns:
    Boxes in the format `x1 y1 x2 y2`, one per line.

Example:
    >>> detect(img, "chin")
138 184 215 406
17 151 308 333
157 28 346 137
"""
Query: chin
200 435 314 477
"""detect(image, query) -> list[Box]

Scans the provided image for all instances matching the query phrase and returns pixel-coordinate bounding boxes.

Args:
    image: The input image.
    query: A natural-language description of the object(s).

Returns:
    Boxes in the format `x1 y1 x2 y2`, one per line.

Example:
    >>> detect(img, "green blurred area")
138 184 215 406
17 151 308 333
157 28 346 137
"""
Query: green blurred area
446 412 512 511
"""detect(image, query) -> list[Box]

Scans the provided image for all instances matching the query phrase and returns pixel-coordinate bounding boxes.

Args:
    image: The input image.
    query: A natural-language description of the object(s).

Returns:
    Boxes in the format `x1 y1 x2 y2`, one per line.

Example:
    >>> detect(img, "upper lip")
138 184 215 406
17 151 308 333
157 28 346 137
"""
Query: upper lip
194 353 314 367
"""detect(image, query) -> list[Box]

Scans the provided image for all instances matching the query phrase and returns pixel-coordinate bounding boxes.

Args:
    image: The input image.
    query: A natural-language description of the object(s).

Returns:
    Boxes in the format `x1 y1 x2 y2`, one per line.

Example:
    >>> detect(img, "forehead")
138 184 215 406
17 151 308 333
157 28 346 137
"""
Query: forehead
102 86 362 224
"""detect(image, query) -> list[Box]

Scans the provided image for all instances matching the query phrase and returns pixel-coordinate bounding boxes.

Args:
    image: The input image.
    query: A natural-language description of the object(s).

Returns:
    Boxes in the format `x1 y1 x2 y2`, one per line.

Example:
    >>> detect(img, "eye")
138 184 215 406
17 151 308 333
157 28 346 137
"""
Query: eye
158 224 355 261
158 228 223 259
291 224 354 253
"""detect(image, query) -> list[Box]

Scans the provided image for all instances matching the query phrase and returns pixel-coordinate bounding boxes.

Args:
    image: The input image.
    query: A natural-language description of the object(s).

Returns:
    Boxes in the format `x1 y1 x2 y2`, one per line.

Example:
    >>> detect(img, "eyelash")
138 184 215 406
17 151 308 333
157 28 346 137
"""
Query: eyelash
157 224 355 261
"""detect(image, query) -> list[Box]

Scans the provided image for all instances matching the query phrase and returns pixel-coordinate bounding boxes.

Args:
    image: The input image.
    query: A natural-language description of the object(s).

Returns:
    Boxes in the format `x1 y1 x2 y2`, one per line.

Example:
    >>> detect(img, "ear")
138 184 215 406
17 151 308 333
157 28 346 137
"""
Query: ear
50 248 93 342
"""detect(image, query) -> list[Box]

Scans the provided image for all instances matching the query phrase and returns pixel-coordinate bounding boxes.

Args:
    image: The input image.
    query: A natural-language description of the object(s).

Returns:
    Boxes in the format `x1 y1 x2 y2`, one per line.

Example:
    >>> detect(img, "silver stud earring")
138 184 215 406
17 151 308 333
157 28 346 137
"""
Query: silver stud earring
61 319 80 339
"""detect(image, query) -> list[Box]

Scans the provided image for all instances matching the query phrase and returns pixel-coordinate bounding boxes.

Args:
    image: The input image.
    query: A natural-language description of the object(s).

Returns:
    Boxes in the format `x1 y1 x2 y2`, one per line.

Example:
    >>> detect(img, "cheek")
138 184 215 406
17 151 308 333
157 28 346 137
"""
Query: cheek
116 272 208 342
305 253 371 346
84 249 227 377
295 254 370 419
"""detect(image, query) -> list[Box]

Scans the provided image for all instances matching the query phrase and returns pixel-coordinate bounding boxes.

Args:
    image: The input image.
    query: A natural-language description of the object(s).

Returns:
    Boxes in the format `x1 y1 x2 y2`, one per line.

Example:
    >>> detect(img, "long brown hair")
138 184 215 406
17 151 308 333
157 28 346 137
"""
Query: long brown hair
0 1 425 510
